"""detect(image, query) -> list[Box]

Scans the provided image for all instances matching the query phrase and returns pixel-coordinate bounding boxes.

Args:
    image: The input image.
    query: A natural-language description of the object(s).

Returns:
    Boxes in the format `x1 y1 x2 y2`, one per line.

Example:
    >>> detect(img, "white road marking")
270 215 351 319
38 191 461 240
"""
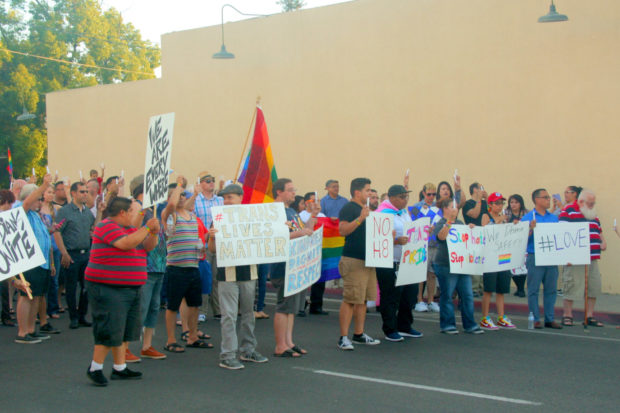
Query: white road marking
295 368 541 406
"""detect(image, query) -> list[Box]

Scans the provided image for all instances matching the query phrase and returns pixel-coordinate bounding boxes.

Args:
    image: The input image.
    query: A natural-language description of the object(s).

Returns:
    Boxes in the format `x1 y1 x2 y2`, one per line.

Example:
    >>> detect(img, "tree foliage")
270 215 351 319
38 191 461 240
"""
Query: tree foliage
0 0 160 184
277 0 306 12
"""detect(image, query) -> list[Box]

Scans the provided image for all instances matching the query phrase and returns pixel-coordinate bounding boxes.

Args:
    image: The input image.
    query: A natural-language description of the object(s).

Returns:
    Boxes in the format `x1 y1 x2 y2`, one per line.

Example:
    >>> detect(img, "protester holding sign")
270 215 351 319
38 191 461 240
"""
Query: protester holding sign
15 177 56 344
521 189 562 329
433 198 483 335
85 197 159 386
337 177 381 350
479 192 516 330
559 189 606 327
0 190 17 327
271 178 317 358
504 194 528 297
375 185 423 342
463 182 489 296
300 192 328 316
207 184 268 369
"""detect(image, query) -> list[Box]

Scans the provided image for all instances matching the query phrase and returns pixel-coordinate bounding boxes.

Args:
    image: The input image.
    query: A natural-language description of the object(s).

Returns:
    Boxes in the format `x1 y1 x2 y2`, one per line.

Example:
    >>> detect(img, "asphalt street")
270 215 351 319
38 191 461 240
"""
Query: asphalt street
1 294 619 413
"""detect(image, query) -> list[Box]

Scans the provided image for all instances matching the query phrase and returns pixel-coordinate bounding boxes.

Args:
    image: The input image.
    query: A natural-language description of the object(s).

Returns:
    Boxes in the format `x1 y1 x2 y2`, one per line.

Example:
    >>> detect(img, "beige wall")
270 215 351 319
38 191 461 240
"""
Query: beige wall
47 0 620 293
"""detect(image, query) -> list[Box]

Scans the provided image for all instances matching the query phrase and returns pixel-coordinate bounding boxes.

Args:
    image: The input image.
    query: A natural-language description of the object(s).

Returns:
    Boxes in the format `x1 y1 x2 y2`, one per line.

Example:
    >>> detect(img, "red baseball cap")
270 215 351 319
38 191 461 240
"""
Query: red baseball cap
487 192 505 203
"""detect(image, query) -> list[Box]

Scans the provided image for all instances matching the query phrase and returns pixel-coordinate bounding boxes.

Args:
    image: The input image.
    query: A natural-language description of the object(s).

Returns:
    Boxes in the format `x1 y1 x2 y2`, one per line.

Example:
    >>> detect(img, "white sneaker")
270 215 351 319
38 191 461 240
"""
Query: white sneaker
198 314 206 323
414 302 429 312
338 336 354 351
352 333 380 345
427 302 440 312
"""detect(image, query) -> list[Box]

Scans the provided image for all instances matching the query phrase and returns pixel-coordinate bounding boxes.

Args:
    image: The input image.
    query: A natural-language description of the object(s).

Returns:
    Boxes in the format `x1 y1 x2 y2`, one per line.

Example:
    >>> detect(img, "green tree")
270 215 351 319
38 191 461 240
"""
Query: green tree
0 0 160 184
277 0 306 12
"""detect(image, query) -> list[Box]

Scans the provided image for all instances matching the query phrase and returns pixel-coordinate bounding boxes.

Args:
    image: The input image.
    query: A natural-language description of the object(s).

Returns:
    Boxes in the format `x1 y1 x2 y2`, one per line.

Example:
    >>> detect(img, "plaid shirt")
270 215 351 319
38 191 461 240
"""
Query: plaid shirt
193 192 223 229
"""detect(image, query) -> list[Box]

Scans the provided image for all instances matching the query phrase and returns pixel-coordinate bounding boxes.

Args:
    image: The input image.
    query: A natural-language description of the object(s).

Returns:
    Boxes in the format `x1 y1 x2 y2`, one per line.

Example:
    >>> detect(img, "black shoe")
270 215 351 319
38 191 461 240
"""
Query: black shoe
214 314 222 320
87 367 108 386
40 323 61 334
78 319 92 327
110 367 142 380
297 310 306 317
1 319 15 327
309 309 329 315
69 319 79 329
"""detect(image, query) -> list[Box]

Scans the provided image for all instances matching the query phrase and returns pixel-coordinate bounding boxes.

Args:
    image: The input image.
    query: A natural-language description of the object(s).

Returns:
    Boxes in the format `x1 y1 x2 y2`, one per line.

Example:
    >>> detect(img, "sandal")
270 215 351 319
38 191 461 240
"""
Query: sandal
561 316 573 327
291 345 307 355
584 317 604 327
254 311 270 319
164 342 185 353
181 330 211 341
186 339 213 349
273 349 301 358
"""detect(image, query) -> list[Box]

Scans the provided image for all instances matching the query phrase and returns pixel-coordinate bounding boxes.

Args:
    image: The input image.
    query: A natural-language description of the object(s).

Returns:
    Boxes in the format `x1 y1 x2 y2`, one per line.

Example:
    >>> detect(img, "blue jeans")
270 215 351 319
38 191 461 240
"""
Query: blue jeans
46 249 61 315
141 272 164 328
525 254 558 323
255 264 269 312
433 264 477 331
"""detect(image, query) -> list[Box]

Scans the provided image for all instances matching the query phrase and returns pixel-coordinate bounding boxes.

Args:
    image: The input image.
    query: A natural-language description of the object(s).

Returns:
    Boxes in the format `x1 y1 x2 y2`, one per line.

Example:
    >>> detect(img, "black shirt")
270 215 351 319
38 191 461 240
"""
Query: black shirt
433 218 464 267
339 201 366 260
462 199 488 226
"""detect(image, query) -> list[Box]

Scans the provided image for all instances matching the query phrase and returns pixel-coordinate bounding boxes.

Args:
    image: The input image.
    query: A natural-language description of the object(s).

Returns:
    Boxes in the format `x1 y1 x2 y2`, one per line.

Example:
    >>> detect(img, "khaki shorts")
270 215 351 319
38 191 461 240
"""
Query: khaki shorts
562 260 601 300
339 256 377 304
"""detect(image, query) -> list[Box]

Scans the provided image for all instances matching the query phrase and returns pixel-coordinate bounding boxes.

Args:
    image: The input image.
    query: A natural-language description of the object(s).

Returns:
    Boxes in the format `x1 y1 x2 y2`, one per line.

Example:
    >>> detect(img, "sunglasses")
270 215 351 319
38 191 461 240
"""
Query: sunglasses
79 190 88 194
425 193 436 197
201 178 215 183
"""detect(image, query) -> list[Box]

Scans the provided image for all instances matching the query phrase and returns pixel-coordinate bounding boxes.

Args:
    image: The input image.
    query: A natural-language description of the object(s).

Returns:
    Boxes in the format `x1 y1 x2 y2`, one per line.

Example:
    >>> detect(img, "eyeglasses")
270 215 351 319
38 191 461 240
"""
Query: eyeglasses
79 190 88 194
536 195 551 200
425 193 436 197
38 198 44 201
201 179 215 183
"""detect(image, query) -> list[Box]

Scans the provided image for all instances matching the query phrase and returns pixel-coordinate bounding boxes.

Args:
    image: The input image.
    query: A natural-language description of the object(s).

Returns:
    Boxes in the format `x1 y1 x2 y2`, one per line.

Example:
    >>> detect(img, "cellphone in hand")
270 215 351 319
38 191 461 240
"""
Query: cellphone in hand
552 194 561 202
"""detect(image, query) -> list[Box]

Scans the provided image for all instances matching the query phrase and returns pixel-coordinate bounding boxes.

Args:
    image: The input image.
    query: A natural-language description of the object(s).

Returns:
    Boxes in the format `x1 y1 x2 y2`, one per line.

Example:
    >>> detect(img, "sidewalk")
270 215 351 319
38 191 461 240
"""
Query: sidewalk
319 285 620 326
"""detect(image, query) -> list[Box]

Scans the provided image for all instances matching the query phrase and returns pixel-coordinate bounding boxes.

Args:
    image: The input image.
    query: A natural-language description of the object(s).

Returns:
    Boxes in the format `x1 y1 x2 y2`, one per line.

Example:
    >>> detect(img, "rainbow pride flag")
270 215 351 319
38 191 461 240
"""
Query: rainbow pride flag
315 217 344 282
6 148 12 176
498 253 511 265
240 107 278 204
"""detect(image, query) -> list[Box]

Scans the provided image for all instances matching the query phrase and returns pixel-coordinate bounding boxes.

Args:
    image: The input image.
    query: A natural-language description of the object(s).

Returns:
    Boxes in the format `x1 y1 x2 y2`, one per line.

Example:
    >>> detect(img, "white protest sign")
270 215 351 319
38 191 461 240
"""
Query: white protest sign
143 113 175 208
365 212 394 268
447 225 485 275
396 218 430 286
211 203 289 267
0 208 47 282
481 222 529 273
534 222 591 266
284 227 323 297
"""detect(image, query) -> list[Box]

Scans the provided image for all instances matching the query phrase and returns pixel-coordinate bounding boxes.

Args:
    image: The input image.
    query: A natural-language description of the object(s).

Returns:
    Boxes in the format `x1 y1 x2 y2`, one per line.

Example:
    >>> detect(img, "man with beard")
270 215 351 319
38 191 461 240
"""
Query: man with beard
368 189 379 211
559 189 606 327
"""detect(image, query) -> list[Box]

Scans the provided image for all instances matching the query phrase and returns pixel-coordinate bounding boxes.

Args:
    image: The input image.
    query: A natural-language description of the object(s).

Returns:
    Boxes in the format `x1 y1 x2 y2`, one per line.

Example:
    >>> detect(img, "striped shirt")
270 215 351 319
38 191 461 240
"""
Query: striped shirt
166 213 200 268
559 201 602 260
194 193 223 230
85 219 147 286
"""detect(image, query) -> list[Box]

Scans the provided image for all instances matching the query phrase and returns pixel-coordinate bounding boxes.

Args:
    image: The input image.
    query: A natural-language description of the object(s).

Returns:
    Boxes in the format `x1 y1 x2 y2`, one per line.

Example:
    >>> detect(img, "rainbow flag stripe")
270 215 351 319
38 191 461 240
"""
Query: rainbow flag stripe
315 217 344 282
240 107 278 204
6 148 12 176
498 253 511 265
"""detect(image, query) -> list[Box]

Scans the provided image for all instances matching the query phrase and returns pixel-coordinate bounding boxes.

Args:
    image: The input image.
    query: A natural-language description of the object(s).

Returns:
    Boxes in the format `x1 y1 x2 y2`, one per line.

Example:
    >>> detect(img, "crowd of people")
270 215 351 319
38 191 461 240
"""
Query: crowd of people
0 167 611 386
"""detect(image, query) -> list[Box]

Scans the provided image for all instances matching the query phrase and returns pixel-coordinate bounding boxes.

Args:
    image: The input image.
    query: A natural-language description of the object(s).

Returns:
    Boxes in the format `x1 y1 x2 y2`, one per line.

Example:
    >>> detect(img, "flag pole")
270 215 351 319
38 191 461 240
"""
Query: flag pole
233 97 260 183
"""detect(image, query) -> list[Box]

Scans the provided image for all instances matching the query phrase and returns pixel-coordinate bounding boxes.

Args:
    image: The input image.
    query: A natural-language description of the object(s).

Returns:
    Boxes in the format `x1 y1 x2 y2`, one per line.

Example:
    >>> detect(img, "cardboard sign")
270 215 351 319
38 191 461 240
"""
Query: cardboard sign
211 203 289 267
534 222 591 266
284 227 323 297
365 212 394 268
396 217 430 286
447 225 485 275
143 113 175 208
0 208 47 282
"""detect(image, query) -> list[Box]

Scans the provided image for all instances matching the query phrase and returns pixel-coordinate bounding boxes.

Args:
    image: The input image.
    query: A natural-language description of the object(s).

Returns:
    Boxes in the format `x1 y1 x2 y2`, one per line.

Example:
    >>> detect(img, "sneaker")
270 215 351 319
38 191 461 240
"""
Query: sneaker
240 351 268 363
87 367 108 386
384 332 404 342
465 327 485 334
15 335 41 344
557 289 564 297
198 314 206 323
140 346 167 360
427 302 440 312
40 323 60 334
497 315 516 329
441 328 459 335
29 332 50 340
414 302 429 312
69 319 79 329
480 316 499 330
337 336 354 351
78 318 92 327
125 348 141 363
352 333 380 345
398 328 423 338
219 359 245 370
110 367 142 380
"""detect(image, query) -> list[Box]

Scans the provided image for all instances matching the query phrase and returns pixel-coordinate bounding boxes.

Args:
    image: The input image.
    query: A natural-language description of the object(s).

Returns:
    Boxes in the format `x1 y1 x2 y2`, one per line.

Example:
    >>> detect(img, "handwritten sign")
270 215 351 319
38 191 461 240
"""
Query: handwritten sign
143 113 175 208
211 203 289 267
0 208 47 282
396 218 430 286
365 212 394 268
447 223 529 275
284 227 323 297
534 222 591 266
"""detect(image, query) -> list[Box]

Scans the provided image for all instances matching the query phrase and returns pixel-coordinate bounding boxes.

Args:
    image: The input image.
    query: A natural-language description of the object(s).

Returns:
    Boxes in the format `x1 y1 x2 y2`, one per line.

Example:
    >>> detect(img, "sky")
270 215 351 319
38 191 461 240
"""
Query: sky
101 0 351 45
